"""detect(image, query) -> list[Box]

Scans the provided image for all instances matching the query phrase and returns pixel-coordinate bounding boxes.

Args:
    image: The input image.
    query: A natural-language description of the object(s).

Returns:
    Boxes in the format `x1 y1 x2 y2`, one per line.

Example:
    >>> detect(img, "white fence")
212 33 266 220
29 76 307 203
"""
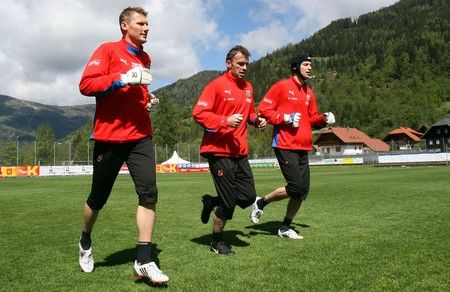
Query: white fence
377 152 449 165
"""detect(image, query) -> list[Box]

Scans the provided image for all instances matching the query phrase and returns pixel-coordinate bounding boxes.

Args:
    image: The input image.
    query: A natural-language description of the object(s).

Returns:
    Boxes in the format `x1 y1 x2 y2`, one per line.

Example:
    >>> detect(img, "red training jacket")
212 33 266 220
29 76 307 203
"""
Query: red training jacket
258 76 327 150
192 71 257 157
79 38 152 143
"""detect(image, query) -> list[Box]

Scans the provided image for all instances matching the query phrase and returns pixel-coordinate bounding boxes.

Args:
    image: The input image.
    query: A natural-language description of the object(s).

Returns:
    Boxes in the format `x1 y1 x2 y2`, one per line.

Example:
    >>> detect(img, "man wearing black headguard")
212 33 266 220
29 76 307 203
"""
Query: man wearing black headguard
250 54 335 239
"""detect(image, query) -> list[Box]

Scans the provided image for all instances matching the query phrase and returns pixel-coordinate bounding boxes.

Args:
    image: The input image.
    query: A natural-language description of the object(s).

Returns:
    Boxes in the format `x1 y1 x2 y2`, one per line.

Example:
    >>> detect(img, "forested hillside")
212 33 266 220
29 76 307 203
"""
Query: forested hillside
1 0 448 165
0 94 94 142
247 0 449 137
152 0 449 156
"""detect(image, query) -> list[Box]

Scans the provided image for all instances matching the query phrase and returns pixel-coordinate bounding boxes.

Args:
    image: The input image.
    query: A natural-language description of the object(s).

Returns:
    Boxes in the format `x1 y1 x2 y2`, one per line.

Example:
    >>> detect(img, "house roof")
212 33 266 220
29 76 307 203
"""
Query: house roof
431 117 450 127
314 127 390 152
416 124 429 133
383 126 423 142
422 117 450 139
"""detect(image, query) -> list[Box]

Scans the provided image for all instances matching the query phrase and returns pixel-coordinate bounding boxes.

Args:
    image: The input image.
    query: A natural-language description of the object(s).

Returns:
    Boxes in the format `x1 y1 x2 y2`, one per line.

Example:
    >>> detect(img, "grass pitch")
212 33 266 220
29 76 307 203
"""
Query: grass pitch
0 165 449 291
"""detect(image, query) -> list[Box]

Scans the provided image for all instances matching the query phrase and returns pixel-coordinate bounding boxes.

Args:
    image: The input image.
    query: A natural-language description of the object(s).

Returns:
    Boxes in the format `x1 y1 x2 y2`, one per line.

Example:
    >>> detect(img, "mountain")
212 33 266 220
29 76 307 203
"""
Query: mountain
0 94 94 142
154 0 449 139
1 0 448 148
154 70 221 106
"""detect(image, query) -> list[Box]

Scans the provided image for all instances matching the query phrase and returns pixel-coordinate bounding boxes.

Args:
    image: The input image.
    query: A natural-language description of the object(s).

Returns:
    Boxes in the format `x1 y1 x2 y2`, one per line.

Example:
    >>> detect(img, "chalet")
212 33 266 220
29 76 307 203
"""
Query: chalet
382 127 423 150
422 118 450 152
416 124 429 134
314 127 389 156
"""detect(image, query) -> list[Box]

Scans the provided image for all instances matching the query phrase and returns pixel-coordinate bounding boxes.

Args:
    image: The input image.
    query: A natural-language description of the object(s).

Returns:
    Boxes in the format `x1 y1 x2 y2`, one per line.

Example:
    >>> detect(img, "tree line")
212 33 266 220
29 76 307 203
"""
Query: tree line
1 0 448 165
151 0 449 156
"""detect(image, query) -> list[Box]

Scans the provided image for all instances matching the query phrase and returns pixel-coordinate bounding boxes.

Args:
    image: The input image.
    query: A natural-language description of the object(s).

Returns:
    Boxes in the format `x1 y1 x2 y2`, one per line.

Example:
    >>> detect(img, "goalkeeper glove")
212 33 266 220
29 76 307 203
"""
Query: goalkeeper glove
121 67 152 85
147 93 159 112
284 112 301 127
324 112 335 124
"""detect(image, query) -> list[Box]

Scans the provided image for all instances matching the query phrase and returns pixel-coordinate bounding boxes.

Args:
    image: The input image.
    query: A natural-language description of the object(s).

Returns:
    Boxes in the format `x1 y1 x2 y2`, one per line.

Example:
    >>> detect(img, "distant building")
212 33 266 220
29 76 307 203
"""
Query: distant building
416 124 429 134
382 127 423 150
422 118 450 152
314 127 389 155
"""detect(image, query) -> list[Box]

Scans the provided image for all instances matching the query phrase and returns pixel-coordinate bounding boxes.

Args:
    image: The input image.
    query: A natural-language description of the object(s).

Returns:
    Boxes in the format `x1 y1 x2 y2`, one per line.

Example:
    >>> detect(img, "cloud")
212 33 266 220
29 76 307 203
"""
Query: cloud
240 0 398 59
0 0 223 105
239 22 289 56
145 0 222 79
0 0 398 106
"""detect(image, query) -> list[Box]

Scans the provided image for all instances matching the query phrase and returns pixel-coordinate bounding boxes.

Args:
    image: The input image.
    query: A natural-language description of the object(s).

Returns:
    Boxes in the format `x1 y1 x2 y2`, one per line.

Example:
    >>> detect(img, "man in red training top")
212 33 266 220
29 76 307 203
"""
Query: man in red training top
251 54 335 239
192 45 266 256
77 7 168 285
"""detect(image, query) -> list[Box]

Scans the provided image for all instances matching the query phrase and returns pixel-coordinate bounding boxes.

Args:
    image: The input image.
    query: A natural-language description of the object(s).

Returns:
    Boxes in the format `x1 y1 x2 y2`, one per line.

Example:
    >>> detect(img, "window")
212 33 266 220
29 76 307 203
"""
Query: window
445 128 448 134
436 139 440 145
437 129 441 134
336 146 341 152
429 140 433 145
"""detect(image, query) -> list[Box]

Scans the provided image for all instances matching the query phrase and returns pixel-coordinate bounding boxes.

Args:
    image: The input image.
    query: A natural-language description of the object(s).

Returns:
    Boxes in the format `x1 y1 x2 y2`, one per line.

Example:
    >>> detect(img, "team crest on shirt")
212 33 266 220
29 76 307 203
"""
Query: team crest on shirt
245 90 251 97
217 169 224 176
305 94 311 106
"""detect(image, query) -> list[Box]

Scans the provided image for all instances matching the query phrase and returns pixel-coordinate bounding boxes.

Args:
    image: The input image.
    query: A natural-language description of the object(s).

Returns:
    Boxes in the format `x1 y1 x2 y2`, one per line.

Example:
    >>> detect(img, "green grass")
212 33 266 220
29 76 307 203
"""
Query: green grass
0 165 449 291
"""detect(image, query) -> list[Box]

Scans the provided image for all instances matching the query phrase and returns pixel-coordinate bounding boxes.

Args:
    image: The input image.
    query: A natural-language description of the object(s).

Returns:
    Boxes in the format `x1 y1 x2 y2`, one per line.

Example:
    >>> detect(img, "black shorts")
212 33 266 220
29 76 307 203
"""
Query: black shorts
207 156 256 220
274 148 310 200
86 136 157 210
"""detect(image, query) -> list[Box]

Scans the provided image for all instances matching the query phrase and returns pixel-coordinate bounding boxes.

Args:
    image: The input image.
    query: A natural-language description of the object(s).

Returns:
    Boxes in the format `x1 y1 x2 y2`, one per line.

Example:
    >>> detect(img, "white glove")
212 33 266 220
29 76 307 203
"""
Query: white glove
149 93 159 105
324 112 335 124
121 67 152 85
284 112 301 127
147 93 159 112
150 97 159 105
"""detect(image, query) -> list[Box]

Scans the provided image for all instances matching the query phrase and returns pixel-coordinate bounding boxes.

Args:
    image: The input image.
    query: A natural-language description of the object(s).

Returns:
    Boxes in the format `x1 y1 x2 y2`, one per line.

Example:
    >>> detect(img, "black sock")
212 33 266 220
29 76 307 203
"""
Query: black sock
136 241 152 265
80 231 91 250
257 197 269 210
281 217 293 229
212 232 222 242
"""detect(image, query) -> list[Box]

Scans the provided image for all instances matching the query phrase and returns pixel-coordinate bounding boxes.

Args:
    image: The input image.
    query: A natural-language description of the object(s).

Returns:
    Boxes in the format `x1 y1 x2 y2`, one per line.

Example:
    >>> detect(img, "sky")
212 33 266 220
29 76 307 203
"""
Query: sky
0 0 398 106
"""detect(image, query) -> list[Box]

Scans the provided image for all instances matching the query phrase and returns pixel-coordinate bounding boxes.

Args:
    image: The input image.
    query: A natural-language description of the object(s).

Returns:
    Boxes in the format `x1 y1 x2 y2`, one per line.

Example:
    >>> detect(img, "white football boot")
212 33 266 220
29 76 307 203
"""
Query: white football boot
79 243 94 273
134 261 169 285
278 228 304 240
250 197 263 224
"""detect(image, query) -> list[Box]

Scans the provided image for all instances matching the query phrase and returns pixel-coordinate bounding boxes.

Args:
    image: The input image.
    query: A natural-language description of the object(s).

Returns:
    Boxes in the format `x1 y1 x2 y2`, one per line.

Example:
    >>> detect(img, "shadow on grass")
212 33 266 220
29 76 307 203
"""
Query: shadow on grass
191 230 251 248
95 245 169 289
135 277 169 289
95 243 163 268
244 220 311 236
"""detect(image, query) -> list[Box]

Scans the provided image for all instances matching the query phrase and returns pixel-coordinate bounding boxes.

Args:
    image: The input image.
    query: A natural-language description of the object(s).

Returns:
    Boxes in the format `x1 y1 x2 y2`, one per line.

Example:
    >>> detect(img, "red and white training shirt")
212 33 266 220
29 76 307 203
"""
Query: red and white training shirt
192 71 257 157
258 76 327 150
79 38 152 143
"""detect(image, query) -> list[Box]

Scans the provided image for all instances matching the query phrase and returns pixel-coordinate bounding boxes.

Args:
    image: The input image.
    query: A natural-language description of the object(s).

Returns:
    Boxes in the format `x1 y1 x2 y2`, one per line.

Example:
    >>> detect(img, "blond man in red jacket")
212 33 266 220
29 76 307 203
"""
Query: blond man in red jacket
78 7 168 285
251 54 335 239
192 45 266 256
